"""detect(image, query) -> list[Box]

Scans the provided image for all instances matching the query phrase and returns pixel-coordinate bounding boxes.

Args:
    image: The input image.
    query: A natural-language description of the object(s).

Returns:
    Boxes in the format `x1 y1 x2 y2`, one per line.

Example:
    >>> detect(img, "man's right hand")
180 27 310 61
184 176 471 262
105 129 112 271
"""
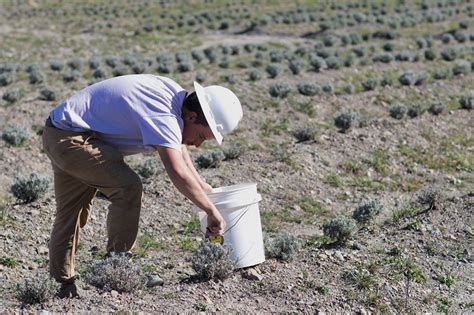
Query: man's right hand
206 210 225 236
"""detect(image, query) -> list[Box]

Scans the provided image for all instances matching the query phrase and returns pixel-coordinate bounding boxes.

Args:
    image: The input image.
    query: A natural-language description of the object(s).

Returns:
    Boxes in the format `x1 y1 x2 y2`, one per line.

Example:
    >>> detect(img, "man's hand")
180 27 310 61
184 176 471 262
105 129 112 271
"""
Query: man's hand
206 210 225 236
201 182 214 193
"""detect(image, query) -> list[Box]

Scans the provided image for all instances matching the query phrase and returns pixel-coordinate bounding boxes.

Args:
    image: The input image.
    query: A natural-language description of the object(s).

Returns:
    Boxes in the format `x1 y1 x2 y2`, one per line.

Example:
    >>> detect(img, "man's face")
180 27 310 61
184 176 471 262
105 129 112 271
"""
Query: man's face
182 112 214 147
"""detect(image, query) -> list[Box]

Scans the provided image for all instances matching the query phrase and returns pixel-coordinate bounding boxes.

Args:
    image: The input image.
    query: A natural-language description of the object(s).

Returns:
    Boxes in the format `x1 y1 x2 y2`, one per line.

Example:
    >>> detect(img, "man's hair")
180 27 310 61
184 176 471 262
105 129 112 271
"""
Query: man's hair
182 91 208 126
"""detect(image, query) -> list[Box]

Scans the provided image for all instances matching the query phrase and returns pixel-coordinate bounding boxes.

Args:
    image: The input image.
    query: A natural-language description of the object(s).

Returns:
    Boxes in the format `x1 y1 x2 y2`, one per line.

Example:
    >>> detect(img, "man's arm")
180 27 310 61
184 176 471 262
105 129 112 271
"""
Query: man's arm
181 145 213 193
157 146 224 235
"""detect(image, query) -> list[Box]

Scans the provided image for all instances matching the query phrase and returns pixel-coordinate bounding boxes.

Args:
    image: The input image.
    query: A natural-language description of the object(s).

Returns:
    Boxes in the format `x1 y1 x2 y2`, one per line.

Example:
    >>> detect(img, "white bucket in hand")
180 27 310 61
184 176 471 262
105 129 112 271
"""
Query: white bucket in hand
198 183 265 269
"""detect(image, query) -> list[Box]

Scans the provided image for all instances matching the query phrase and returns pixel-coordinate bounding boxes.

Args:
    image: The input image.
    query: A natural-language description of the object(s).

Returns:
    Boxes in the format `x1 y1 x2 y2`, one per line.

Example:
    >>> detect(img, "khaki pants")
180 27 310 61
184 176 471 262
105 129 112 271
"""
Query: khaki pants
42 124 143 284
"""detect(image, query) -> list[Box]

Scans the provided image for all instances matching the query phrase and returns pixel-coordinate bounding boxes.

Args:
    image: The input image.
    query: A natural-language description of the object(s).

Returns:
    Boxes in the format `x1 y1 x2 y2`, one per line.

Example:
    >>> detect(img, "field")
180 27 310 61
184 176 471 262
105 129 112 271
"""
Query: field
0 0 473 313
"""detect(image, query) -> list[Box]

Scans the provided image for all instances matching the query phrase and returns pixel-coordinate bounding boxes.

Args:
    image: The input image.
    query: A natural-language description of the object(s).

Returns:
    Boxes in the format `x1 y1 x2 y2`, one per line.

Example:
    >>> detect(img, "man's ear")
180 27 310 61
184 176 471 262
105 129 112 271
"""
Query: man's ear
184 111 198 122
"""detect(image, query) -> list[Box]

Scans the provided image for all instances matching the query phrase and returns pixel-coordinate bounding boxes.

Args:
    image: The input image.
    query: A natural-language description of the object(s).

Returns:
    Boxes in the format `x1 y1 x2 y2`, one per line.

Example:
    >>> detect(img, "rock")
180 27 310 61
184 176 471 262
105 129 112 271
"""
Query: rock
39 310 49 315
334 251 344 262
37 246 49 255
110 290 119 297
241 268 263 281
146 274 164 287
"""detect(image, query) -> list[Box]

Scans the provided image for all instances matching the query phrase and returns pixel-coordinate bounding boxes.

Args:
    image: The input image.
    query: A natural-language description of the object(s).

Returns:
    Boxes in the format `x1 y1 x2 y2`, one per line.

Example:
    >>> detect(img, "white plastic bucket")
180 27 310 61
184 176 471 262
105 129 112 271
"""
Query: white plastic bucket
198 182 265 269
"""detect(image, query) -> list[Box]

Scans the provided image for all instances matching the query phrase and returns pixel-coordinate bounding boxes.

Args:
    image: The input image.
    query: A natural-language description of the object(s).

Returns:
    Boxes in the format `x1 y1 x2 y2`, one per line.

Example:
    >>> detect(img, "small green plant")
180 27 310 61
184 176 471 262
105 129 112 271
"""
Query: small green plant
292 125 318 143
334 112 358 133
196 150 225 168
181 218 201 235
194 302 208 311
392 203 423 223
325 172 343 187
189 240 234 281
136 233 164 257
437 275 455 287
223 144 246 160
389 104 407 120
459 91 473 110
269 83 291 98
11 173 50 203
265 233 301 262
347 267 378 289
416 187 442 210
352 199 383 223
136 158 162 178
1 256 17 267
2 125 31 146
428 102 444 115
16 274 58 305
85 253 146 293
323 216 357 244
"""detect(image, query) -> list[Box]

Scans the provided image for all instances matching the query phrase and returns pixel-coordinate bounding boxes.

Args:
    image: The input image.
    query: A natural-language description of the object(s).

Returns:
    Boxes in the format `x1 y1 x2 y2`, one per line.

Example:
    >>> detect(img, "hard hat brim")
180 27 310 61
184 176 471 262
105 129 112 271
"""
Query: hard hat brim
193 81 223 145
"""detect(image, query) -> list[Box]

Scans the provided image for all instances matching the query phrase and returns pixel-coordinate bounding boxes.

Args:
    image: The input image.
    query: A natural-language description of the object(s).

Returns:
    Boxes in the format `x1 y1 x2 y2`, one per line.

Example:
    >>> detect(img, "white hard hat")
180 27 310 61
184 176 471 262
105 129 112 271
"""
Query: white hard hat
193 81 243 145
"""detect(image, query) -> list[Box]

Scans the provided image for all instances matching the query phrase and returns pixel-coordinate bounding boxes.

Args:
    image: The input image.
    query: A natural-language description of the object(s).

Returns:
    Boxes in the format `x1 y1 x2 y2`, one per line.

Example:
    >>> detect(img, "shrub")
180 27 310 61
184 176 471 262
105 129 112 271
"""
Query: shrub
265 233 301 262
309 54 327 72
351 46 366 57
441 33 454 44
424 49 436 61
49 60 64 71
334 112 358 133
292 125 318 142
11 173 50 203
440 47 459 61
93 68 106 79
399 71 426 86
248 70 262 81
157 62 173 74
323 216 357 244
1 256 17 267
269 83 291 98
2 90 20 103
2 125 31 146
132 63 147 74
289 59 304 75
433 68 451 80
395 51 412 62
177 61 193 72
40 88 58 101
383 41 395 51
452 60 471 76
223 144 245 160
373 53 393 63
322 83 334 94
28 70 45 84
297 82 320 96
89 57 101 69
381 76 393 87
265 63 282 78
63 69 80 82
454 31 466 43
325 56 343 69
68 58 83 70
407 104 425 118
352 199 383 223
191 49 205 63
196 150 225 168
136 159 162 178
189 240 234 281
428 102 444 115
16 274 58 305
105 55 119 68
416 187 442 210
362 78 378 91
195 73 206 83
459 91 474 110
0 72 14 87
112 66 129 77
344 83 355 94
85 253 145 293
389 104 407 119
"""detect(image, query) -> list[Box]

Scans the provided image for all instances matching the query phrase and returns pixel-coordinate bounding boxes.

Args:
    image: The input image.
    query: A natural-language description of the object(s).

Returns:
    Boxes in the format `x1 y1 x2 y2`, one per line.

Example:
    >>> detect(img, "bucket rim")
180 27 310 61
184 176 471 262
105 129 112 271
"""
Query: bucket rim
207 182 257 196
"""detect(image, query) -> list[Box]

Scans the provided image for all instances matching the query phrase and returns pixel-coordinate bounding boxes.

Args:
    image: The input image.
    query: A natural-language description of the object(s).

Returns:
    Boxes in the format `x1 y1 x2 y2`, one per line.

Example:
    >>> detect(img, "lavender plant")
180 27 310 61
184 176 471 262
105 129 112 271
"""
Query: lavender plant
265 233 301 262
189 240 234 281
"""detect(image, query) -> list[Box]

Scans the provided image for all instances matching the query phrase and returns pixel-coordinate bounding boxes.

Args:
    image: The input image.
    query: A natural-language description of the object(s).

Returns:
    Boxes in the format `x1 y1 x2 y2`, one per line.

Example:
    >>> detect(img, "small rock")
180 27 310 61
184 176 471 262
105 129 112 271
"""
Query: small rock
110 290 119 297
146 274 164 287
241 268 263 281
39 310 49 315
334 251 345 262
37 246 49 255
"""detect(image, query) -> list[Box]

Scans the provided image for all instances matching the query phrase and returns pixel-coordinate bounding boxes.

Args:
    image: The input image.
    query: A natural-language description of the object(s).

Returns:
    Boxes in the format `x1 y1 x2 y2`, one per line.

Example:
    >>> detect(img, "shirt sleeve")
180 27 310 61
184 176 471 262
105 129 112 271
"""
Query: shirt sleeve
138 115 183 151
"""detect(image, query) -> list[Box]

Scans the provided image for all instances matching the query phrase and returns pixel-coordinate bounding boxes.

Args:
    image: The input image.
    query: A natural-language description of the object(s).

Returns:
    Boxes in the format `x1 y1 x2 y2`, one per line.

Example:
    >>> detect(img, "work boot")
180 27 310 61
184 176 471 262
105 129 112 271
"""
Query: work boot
57 283 79 298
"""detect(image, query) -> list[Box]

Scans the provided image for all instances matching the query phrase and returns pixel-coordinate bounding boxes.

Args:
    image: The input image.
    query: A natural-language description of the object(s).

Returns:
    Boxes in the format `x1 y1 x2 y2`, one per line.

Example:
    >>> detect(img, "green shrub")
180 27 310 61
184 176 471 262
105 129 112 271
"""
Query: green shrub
389 104 407 119
63 69 80 82
433 68 451 80
2 125 31 146
16 274 58 305
407 104 425 118
440 46 460 61
416 187 442 210
1 256 17 267
352 199 383 223
459 91 473 110
289 59 304 75
334 112 358 132
136 158 162 178
269 83 292 98
49 60 64 71
189 240 234 281
85 253 145 293
428 102 444 115
424 49 436 61
265 63 282 78
248 70 262 81
11 173 50 203
309 54 326 72
0 72 14 87
265 233 301 262
323 216 357 244
40 87 58 101
292 125 318 142
325 56 343 69
362 78 378 91
399 71 426 86
2 90 20 103
297 82 320 96
28 70 45 84
452 60 471 76
196 150 225 168
223 144 245 160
